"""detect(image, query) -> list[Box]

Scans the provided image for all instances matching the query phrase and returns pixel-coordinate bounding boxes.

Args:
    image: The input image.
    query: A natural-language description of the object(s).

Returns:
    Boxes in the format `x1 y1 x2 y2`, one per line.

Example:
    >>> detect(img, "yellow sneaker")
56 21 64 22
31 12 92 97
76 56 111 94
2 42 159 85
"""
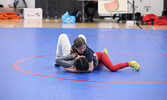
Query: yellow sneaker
103 49 109 58
129 61 140 71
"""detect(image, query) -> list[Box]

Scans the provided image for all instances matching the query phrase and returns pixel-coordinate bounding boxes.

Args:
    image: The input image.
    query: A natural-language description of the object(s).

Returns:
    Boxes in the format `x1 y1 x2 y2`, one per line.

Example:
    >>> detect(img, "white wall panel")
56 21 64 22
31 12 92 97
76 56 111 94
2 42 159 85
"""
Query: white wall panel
0 0 35 8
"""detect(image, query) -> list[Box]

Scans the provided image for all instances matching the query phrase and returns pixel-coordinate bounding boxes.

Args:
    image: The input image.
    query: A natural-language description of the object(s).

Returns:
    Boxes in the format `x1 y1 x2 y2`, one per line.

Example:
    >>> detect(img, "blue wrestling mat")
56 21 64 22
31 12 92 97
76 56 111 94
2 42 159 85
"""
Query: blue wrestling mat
0 28 167 100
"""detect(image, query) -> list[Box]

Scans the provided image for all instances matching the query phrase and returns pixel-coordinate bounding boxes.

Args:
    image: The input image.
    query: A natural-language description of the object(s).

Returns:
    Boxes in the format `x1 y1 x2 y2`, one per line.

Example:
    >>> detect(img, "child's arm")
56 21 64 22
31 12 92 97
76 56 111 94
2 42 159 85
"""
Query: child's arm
64 65 92 73
56 54 74 68
64 67 77 72
88 61 94 72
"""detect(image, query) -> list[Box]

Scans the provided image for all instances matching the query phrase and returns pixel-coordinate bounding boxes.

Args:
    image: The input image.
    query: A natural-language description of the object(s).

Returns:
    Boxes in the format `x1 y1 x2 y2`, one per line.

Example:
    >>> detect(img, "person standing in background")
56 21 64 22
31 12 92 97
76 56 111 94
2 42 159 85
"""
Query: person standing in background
45 0 59 19
84 1 98 22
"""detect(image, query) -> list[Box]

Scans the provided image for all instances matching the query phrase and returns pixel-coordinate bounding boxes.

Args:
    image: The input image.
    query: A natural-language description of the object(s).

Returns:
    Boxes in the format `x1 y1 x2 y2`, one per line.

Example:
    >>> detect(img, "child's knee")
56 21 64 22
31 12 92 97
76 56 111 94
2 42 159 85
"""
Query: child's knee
78 34 86 43
59 33 68 39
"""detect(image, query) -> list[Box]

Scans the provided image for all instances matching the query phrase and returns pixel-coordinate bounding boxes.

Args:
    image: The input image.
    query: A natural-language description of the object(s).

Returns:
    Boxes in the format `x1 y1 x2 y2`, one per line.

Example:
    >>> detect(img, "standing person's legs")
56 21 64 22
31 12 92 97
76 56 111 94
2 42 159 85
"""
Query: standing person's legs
45 0 49 18
53 0 59 19
84 2 91 21
56 34 71 57
90 3 97 21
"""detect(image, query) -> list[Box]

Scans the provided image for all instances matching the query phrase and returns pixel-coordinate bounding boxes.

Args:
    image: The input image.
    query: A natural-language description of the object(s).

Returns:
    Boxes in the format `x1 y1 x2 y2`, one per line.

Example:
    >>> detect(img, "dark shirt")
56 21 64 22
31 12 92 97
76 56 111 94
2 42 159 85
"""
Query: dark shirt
76 47 94 62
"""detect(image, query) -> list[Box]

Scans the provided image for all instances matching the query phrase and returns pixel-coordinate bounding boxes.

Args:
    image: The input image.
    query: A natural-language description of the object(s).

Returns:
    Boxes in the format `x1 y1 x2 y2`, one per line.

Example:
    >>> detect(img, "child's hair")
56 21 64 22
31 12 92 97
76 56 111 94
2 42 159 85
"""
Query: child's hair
74 57 89 71
71 37 88 53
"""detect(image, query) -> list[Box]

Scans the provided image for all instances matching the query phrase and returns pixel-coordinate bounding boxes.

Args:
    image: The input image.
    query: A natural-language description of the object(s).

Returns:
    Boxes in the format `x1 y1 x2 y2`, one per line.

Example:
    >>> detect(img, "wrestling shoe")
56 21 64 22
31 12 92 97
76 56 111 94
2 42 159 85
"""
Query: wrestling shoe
103 49 109 58
129 61 140 71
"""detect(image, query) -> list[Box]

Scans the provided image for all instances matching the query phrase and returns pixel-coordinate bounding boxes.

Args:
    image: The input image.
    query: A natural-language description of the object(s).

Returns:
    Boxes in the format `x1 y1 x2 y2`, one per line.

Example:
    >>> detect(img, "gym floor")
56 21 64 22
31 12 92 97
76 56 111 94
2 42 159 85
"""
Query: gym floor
0 19 167 100
0 19 167 29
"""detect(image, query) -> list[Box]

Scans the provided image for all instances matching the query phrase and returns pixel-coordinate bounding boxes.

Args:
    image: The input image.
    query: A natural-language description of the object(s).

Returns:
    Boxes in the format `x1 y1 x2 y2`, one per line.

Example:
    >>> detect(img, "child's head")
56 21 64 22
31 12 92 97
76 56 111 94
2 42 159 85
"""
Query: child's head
71 37 88 54
74 56 89 71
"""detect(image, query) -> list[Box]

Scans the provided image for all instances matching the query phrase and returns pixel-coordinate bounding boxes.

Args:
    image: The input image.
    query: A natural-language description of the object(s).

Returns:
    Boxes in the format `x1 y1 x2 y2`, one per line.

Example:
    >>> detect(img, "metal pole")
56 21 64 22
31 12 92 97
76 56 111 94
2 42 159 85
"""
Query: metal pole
132 0 135 23
82 1 85 22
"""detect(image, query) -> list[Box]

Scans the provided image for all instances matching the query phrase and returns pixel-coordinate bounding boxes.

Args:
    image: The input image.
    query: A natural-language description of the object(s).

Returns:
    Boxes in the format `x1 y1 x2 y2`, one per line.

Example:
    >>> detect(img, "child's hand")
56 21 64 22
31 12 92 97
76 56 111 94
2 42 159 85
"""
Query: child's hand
93 53 97 59
75 55 85 60
71 65 75 69
72 52 78 58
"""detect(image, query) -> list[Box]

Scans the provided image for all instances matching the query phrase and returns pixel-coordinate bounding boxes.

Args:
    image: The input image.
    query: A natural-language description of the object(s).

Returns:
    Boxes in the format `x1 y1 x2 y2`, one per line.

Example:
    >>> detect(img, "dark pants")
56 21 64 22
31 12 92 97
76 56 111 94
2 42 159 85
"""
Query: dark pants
84 1 97 21
45 0 58 18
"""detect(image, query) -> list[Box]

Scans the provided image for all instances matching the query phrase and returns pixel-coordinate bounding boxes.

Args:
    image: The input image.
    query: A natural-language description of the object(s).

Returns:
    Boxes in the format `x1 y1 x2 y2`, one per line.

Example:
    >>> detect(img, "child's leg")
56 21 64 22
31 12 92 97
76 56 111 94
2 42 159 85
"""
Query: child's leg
97 48 109 66
78 34 87 43
96 52 129 72
56 34 71 57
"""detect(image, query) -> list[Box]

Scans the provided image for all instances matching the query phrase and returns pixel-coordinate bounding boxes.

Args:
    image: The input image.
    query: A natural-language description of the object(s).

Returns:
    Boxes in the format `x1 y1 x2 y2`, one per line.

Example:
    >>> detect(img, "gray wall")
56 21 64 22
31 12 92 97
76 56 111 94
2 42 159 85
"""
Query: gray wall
35 0 82 18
